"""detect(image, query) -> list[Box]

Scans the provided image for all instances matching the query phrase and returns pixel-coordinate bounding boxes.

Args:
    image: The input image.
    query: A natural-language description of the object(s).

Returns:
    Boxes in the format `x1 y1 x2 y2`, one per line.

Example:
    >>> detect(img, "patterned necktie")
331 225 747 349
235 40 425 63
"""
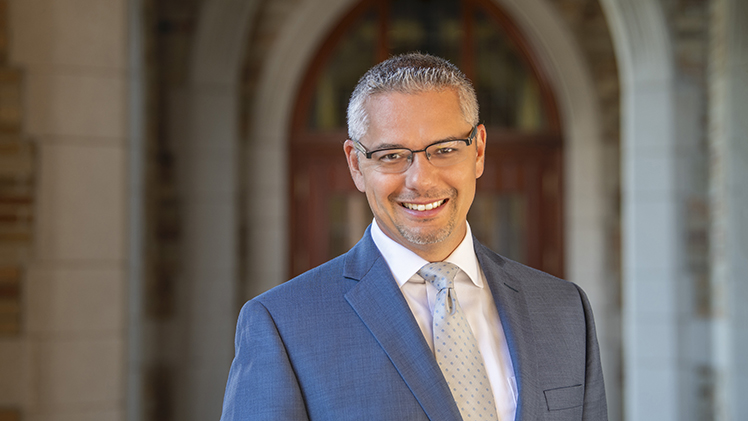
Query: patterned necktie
419 262 499 421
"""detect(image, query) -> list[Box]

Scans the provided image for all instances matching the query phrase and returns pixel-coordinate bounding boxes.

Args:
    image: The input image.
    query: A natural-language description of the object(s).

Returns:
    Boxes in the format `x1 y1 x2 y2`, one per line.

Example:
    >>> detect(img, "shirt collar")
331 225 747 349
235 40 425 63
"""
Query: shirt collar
370 219 484 289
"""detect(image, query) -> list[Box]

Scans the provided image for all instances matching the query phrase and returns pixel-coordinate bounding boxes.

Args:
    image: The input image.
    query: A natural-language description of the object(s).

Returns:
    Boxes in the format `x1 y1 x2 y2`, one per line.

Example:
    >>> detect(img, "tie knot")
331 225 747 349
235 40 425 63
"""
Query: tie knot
418 261 459 291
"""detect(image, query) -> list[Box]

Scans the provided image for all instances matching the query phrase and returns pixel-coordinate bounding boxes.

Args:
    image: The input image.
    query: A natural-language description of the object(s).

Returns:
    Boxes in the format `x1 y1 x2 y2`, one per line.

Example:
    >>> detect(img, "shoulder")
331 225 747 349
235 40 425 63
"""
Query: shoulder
234 250 368 349
252 227 381 307
252 253 351 307
241 244 382 327
476 242 585 304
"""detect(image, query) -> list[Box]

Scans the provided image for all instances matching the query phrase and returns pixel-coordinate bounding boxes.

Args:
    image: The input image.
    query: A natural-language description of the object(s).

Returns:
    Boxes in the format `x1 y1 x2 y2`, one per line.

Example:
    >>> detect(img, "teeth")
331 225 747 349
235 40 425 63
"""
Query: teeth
403 200 444 211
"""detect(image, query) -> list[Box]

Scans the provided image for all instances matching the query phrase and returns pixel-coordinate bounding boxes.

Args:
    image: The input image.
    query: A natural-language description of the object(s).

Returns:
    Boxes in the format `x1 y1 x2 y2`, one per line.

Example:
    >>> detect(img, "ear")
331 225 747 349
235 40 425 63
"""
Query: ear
344 139 367 193
474 124 487 179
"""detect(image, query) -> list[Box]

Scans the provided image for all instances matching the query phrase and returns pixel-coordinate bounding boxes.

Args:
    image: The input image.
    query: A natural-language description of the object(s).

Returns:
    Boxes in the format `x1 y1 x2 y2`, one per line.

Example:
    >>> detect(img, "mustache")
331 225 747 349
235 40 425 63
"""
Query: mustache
391 187 457 202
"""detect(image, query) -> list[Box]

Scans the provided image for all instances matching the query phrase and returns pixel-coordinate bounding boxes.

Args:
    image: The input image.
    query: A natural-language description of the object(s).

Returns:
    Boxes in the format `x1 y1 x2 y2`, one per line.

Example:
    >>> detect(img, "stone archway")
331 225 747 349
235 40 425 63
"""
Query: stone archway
182 0 615 419
599 1 681 419
244 0 616 415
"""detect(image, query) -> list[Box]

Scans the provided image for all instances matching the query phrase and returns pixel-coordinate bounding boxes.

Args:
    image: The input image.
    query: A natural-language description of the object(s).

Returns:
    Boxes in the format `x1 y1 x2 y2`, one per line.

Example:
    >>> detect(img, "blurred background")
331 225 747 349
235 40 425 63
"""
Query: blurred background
0 0 745 420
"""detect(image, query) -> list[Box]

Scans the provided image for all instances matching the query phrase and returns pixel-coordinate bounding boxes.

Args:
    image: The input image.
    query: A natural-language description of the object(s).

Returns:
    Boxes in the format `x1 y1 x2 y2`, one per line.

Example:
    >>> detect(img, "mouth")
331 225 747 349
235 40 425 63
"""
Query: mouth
401 199 446 212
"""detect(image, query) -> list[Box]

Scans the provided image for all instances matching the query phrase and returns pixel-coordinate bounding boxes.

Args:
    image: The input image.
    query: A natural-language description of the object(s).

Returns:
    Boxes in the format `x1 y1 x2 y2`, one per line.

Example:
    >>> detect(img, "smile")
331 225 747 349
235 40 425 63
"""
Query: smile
402 199 445 211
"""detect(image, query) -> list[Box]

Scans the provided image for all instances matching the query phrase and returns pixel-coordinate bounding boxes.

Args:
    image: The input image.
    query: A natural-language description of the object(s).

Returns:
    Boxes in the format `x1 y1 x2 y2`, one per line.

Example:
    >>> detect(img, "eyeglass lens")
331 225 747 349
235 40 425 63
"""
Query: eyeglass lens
369 140 470 173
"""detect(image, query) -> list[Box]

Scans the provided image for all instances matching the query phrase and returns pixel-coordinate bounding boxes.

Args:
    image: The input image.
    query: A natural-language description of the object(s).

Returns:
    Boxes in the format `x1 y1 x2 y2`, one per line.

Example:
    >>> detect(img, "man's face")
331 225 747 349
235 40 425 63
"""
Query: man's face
344 89 486 261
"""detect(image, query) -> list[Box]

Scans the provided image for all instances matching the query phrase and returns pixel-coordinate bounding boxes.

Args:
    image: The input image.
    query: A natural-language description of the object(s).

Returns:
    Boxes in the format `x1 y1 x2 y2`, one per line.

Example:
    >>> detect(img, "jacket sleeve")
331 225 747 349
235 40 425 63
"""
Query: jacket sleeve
576 284 608 420
220 299 309 421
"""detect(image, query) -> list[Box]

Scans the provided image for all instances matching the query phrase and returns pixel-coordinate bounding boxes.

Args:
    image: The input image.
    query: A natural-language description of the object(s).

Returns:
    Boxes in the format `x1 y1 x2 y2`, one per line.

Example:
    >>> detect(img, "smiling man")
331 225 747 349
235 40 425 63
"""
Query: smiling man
221 53 607 421
346 88 480 262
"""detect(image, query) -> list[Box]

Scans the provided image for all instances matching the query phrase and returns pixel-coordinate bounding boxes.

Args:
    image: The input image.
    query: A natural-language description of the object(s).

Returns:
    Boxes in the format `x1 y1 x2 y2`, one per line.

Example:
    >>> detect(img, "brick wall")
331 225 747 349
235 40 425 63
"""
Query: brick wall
0 0 31 419
0 0 31 339
0 139 33 335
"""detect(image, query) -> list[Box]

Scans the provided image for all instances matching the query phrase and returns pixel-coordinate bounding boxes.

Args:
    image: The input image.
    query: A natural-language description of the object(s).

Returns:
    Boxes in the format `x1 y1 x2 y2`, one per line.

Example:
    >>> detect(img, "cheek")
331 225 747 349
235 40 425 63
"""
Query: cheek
361 174 387 204
365 175 405 214
451 172 478 207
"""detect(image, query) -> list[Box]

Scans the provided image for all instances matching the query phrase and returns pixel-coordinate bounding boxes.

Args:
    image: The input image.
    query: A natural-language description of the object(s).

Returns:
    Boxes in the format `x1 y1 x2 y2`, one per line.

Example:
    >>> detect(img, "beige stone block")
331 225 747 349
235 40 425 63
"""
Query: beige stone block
10 0 127 69
25 266 125 334
25 72 126 139
37 337 124 406
36 143 126 261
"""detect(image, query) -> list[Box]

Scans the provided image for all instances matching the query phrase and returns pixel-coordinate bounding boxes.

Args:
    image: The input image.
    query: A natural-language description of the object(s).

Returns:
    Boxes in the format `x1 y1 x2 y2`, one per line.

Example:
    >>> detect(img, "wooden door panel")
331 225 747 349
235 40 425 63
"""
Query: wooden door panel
472 144 563 276
292 149 369 275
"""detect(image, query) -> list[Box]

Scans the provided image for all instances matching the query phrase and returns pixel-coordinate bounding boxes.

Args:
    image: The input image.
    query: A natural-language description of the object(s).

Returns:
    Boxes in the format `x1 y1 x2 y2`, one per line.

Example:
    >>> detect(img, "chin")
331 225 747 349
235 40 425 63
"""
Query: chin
398 224 454 246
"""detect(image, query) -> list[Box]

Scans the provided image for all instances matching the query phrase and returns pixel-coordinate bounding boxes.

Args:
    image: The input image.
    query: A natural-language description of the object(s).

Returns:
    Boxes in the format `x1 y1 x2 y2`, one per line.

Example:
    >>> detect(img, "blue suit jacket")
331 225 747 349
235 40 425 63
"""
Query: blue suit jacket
221 227 607 420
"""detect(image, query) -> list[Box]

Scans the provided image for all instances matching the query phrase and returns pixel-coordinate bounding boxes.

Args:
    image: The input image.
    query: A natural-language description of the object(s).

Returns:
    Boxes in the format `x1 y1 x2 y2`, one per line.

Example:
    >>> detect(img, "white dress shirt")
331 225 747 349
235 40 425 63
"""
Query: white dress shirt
370 220 517 420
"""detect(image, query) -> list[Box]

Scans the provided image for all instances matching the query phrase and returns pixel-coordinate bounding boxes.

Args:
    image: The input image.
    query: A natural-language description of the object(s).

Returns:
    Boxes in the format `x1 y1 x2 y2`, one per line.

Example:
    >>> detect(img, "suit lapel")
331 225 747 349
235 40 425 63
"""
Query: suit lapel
475 240 539 421
343 229 462 421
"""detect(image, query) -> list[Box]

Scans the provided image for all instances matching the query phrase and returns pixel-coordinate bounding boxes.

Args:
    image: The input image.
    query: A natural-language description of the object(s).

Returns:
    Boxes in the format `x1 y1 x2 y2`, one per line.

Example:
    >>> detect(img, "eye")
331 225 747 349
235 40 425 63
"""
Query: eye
376 150 408 162
433 146 457 155
431 141 462 156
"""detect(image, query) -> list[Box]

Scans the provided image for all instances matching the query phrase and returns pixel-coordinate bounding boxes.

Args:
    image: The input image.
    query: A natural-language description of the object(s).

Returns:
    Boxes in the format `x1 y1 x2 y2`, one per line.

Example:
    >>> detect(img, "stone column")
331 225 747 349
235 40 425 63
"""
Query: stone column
599 0 683 419
9 0 130 419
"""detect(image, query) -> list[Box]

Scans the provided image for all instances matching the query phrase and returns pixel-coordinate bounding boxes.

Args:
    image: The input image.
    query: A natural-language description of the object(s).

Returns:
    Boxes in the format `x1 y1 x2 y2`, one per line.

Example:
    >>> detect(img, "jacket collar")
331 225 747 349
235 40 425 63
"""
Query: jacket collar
343 226 462 420
475 239 538 420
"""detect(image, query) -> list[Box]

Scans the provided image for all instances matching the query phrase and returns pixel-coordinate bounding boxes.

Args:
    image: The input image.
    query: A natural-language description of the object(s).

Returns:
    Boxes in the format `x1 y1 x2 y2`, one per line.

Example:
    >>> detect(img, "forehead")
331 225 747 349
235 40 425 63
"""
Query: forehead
363 90 468 144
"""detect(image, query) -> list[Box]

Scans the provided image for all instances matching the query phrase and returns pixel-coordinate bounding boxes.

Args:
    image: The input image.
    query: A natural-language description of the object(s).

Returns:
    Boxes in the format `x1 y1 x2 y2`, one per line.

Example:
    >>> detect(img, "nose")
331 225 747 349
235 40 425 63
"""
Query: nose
403 150 439 190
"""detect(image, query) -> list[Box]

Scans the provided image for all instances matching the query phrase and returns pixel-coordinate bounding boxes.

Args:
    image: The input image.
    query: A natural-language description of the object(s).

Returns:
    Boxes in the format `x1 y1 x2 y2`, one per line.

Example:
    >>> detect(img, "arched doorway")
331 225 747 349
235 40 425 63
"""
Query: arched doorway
289 0 564 277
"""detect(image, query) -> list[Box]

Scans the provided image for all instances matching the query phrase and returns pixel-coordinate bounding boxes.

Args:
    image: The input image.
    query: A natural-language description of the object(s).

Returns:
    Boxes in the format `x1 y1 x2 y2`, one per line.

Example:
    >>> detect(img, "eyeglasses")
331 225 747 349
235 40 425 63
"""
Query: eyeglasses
353 126 477 174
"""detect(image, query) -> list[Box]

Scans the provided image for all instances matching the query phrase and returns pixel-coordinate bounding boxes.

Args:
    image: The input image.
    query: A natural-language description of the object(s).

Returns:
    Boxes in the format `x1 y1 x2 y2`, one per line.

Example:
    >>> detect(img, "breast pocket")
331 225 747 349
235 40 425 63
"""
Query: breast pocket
543 384 583 411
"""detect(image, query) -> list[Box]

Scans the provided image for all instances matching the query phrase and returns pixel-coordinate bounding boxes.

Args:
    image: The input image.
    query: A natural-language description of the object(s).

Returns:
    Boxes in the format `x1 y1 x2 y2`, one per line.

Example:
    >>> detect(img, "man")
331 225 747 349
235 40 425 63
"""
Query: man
221 53 607 420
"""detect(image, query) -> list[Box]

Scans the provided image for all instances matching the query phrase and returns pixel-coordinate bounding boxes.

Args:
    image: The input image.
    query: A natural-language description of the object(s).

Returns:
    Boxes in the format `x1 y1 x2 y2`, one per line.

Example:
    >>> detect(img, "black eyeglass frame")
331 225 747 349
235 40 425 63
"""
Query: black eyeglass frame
352 125 478 161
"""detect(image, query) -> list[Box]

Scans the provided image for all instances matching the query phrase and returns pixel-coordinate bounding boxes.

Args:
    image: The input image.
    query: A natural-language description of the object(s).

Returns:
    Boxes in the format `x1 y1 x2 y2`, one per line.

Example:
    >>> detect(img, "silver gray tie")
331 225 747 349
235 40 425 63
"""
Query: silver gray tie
419 262 499 420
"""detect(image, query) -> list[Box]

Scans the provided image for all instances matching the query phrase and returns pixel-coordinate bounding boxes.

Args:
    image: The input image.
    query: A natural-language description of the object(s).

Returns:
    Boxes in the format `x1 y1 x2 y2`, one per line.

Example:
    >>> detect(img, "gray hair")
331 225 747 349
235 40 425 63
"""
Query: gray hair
346 52 479 141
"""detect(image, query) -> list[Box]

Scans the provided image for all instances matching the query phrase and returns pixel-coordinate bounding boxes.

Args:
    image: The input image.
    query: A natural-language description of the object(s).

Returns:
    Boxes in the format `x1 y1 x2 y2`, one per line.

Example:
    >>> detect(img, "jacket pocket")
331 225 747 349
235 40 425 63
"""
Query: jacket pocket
543 384 583 411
